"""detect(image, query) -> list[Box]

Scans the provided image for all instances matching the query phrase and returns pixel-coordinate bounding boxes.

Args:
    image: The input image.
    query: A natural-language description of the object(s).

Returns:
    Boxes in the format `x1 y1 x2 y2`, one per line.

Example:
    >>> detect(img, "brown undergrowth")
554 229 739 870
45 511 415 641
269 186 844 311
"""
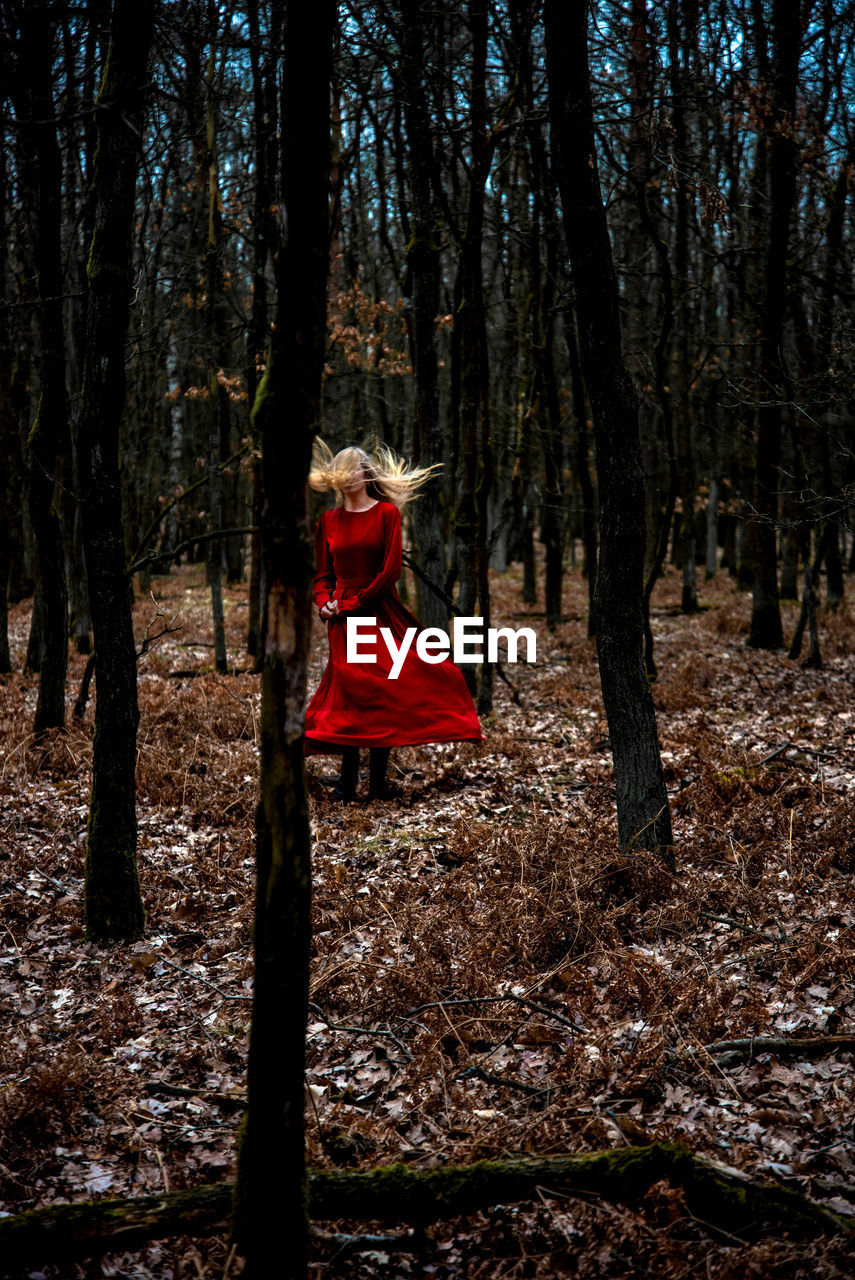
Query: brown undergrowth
1 561 854 1277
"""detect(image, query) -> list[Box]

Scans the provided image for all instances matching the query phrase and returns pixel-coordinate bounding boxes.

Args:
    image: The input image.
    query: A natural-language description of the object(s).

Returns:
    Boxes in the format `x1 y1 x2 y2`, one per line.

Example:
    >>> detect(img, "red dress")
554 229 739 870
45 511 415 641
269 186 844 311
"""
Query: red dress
305 500 482 751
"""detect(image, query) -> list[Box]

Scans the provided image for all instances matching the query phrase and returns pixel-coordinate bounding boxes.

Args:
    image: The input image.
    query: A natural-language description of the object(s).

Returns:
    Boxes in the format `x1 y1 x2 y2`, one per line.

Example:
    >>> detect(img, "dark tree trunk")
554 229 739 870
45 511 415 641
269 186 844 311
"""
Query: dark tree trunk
523 32 565 632
565 308 597 636
14 12 70 733
0 140 13 673
232 3 333 1276
540 233 565 633
546 0 673 865
814 145 854 611
399 2 447 632
453 0 493 714
204 35 229 675
59 14 93 658
245 0 280 664
789 521 835 666
77 0 154 943
669 0 700 615
748 0 799 649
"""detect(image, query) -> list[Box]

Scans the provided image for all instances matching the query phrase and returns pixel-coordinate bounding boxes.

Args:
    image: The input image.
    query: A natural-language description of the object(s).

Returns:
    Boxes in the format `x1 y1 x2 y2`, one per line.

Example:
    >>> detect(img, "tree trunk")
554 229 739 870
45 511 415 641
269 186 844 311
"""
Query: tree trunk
1 1141 848 1271
453 0 493 714
204 35 229 676
565 309 597 636
13 12 70 733
540 234 565 633
545 0 673 866
232 4 333 1277
245 0 280 663
77 0 154 944
0 141 14 673
705 474 719 579
669 0 700 615
748 0 799 649
399 2 447 632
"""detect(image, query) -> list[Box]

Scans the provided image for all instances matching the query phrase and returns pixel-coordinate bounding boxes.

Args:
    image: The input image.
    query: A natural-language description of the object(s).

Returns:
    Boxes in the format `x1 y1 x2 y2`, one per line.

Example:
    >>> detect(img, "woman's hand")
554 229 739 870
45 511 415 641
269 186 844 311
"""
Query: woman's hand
320 599 339 620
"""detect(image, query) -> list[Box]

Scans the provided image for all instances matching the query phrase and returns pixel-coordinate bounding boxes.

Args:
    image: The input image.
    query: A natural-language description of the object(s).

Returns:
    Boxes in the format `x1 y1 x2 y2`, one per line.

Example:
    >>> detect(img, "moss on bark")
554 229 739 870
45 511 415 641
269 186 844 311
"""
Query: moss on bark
1 1144 849 1271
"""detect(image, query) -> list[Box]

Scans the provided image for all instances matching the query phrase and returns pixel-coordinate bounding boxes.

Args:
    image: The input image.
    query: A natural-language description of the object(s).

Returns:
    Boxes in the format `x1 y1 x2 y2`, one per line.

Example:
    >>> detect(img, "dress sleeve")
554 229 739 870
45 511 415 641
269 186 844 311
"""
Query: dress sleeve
313 514 336 613
335 504 403 614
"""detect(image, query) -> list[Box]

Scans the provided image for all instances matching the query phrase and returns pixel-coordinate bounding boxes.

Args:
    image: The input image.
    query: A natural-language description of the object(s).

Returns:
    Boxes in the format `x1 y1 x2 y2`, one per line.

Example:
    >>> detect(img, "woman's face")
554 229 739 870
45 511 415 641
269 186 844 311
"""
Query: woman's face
345 466 367 493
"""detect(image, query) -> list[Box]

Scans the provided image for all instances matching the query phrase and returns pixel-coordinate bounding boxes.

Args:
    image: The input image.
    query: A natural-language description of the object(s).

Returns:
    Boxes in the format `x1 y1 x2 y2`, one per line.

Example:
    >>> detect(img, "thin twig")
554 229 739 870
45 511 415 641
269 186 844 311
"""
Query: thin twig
156 956 251 1002
699 912 791 943
402 994 582 1033
309 1002 413 1060
462 1064 551 1097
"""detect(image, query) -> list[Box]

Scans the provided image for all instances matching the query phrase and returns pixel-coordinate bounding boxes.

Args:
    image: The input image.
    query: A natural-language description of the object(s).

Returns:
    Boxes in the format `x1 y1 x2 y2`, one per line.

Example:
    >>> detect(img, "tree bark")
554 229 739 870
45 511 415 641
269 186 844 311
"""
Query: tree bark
77 0 155 943
245 0 280 663
0 139 14 673
748 0 800 648
453 0 493 714
399 1 447 632
669 0 700 615
204 30 230 675
1 1142 849 1270
545 0 673 865
13 10 70 733
231 4 333 1277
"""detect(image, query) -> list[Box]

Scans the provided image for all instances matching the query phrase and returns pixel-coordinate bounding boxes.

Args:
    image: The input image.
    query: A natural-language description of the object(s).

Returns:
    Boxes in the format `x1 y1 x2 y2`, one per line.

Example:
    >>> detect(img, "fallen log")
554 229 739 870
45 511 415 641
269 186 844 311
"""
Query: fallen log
0 1142 849 1271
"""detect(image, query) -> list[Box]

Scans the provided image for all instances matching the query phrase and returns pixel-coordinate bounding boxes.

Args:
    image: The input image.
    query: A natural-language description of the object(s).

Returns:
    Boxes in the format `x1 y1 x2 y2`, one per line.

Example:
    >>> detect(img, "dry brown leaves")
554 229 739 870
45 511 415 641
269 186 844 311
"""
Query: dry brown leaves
1 562 854 1278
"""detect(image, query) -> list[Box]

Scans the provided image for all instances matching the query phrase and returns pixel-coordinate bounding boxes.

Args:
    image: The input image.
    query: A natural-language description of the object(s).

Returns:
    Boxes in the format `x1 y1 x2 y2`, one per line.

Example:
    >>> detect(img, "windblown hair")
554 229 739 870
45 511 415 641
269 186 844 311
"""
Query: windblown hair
308 440 441 509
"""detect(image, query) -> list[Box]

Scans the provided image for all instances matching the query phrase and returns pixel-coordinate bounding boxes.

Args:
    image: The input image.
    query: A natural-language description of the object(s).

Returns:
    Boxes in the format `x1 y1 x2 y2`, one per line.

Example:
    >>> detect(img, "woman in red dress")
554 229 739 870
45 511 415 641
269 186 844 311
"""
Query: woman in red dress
305 442 482 801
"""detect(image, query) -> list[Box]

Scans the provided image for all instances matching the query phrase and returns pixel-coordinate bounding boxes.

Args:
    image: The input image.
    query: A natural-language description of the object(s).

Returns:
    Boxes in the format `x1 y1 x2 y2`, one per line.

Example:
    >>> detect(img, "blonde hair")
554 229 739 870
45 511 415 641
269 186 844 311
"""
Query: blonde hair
309 439 441 509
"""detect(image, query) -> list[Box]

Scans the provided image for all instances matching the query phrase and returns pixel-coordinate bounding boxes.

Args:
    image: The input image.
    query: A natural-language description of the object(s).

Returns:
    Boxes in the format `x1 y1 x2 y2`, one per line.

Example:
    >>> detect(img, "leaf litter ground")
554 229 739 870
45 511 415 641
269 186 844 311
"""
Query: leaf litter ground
1 562 854 1278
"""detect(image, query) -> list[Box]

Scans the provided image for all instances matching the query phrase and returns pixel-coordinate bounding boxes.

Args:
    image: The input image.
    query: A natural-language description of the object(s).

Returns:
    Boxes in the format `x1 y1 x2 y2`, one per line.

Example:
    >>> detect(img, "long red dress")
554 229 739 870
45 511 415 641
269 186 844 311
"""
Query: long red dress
305 500 482 751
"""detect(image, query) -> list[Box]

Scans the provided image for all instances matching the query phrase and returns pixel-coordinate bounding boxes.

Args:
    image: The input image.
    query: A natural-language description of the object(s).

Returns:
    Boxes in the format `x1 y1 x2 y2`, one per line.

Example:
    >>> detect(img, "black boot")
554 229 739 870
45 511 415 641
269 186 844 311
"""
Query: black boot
368 747 391 800
334 747 359 802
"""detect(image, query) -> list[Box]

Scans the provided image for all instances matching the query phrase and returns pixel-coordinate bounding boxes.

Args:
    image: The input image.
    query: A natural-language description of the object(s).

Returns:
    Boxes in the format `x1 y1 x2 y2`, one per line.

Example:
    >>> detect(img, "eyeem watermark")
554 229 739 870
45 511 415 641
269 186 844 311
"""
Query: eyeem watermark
346 616 536 680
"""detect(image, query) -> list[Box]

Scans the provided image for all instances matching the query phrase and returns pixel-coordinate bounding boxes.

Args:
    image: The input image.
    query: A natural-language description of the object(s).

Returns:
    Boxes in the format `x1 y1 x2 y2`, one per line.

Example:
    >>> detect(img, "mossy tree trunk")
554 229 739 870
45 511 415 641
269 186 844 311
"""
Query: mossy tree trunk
12 10 70 734
1 1143 849 1271
232 4 334 1277
77 0 155 943
545 0 674 866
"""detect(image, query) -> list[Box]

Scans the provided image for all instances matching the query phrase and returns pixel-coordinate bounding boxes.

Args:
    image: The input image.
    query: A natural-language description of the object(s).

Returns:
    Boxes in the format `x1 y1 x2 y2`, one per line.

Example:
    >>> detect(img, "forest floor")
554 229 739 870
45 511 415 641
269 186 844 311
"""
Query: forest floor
1 557 855 1279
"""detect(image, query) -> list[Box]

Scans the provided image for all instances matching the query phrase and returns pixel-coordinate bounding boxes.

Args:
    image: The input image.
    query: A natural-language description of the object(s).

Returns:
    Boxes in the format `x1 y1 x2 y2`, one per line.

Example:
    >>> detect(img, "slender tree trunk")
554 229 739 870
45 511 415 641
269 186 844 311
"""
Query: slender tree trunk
546 0 673 866
0 140 13 673
77 0 154 943
565 308 597 636
540 232 565 632
453 0 493 714
245 0 279 663
399 2 447 632
748 0 799 649
789 521 835 665
14 13 70 733
204 34 229 675
232 4 333 1276
814 146 854 611
705 474 719 579
669 0 700 615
